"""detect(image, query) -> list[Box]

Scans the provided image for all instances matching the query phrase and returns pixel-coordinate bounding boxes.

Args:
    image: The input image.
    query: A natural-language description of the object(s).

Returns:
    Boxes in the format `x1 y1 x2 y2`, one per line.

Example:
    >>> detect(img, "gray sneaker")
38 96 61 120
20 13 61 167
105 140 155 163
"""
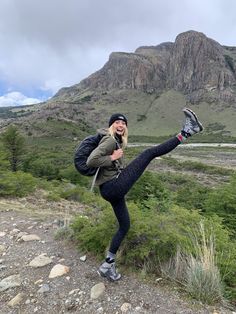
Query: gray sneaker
98 262 121 281
182 108 203 137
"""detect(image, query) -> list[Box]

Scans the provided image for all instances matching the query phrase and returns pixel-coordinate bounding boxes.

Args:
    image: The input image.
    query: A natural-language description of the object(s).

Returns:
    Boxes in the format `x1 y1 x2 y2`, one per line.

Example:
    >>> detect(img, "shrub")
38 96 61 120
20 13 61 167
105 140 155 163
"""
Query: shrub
25 158 59 179
127 171 171 211
204 174 236 238
0 149 10 171
0 170 37 197
71 200 221 267
71 195 236 303
1 125 25 172
175 183 210 211
58 165 91 188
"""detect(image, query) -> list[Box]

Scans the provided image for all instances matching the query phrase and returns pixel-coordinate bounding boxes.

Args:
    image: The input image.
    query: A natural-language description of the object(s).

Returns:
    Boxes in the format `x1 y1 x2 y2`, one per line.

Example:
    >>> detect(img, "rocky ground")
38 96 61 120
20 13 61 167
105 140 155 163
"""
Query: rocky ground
0 197 236 314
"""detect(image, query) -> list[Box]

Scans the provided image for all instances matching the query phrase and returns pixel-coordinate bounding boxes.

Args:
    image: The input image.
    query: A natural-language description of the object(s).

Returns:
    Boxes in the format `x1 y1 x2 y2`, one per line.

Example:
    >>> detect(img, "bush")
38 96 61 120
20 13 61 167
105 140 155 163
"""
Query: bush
24 158 59 179
204 174 236 238
71 199 229 267
127 171 171 211
71 194 236 303
58 165 91 188
175 183 210 211
0 170 37 197
0 149 10 171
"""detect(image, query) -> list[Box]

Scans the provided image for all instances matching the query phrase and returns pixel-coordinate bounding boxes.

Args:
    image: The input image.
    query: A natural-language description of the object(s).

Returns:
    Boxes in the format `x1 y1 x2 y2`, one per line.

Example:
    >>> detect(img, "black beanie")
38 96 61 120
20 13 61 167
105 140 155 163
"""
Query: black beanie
108 113 128 127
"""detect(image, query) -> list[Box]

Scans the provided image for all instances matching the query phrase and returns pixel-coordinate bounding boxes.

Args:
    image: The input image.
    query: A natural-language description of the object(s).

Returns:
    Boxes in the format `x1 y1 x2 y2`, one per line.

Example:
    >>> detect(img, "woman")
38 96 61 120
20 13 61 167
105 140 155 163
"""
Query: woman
87 108 203 281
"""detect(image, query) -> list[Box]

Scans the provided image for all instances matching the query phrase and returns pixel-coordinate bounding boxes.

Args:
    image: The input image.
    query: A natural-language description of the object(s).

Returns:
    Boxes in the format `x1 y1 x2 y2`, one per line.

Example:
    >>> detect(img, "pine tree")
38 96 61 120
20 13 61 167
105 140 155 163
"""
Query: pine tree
2 125 25 172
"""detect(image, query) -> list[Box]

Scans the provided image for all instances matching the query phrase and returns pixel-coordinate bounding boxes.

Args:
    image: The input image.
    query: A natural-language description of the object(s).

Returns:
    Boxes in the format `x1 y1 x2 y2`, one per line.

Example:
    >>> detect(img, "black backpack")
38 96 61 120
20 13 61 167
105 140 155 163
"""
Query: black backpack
74 133 104 176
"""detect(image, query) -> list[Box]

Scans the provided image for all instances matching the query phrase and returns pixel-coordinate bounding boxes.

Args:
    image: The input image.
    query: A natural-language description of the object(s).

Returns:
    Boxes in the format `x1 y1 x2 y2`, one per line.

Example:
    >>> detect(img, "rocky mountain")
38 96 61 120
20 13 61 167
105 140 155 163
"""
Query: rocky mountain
1 30 236 140
55 30 236 104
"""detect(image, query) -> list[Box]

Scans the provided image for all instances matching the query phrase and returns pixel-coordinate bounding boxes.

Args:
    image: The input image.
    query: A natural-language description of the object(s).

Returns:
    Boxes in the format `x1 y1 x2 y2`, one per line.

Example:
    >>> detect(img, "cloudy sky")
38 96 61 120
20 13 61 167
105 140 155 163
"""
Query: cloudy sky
0 0 236 107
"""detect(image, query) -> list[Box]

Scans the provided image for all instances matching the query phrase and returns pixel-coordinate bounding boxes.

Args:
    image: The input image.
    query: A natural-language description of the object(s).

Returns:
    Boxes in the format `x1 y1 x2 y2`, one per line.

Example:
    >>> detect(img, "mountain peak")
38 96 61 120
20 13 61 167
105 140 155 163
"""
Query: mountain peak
54 30 236 104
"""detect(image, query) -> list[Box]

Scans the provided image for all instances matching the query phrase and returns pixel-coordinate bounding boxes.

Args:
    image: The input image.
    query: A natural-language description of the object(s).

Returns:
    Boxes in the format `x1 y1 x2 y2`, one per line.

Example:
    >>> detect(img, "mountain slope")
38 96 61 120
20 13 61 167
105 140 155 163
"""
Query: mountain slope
55 30 236 105
1 30 236 140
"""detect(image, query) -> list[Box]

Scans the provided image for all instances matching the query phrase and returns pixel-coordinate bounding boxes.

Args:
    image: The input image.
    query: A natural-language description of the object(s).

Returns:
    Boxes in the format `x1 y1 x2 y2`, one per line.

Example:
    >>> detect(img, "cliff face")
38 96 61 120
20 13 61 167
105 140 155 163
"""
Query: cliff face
166 31 236 103
56 30 236 104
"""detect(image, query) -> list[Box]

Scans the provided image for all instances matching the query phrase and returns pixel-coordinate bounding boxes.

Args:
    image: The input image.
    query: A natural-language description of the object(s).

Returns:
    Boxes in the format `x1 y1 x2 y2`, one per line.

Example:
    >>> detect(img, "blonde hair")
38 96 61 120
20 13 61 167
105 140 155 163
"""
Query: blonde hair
108 125 128 148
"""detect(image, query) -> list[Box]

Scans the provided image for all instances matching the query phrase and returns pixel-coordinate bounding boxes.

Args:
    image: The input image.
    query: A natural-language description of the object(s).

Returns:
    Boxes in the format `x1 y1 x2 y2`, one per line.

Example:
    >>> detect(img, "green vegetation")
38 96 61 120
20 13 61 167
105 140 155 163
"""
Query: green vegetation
1 125 25 171
0 170 37 197
161 222 224 304
205 174 236 238
0 131 236 304
70 186 236 304
0 107 17 119
161 156 233 176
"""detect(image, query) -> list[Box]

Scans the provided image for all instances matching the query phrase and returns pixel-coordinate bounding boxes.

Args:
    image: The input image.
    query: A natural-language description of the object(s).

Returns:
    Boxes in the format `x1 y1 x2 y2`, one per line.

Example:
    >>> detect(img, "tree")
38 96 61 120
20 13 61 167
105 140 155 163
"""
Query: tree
2 125 25 172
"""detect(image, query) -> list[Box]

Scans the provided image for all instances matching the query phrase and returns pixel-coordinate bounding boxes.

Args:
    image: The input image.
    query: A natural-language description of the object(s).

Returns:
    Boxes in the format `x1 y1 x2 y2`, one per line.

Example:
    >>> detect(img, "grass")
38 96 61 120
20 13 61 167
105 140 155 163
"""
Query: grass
161 156 233 176
185 223 223 304
161 222 224 304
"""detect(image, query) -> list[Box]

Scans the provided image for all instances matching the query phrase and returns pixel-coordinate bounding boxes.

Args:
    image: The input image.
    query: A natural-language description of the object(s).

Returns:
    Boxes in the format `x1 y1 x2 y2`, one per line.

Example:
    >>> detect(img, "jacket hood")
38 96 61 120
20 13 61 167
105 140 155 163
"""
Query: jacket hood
97 128 109 136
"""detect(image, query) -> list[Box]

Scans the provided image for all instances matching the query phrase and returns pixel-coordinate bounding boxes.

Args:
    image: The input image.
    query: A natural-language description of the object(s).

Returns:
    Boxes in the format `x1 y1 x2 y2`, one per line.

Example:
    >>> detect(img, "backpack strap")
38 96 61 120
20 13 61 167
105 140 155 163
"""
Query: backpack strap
90 167 100 192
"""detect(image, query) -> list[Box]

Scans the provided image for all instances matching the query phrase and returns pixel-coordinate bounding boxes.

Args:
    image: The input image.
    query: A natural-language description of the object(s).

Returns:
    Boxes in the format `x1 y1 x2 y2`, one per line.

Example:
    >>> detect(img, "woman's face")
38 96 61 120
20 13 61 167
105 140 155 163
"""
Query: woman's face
112 120 127 136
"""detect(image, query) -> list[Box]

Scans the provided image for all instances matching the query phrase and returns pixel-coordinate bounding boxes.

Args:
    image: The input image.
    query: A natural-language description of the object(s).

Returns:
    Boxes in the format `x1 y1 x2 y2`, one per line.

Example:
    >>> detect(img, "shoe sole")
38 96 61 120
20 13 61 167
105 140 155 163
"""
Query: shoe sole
183 108 203 132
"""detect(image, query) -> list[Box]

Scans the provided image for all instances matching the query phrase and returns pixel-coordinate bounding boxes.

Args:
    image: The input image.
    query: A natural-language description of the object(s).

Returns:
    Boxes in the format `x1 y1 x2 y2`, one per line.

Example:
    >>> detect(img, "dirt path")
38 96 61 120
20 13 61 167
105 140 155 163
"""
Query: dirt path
0 197 234 314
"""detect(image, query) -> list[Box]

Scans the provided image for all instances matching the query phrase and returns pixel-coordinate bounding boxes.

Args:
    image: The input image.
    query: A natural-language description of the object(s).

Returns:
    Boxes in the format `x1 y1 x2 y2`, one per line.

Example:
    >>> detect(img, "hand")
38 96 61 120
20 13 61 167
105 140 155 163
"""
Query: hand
110 148 123 161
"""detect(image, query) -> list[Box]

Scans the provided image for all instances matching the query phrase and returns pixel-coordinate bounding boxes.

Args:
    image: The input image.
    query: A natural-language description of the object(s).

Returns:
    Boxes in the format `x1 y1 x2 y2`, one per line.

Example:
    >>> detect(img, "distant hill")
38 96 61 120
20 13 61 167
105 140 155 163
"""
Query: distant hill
1 30 236 141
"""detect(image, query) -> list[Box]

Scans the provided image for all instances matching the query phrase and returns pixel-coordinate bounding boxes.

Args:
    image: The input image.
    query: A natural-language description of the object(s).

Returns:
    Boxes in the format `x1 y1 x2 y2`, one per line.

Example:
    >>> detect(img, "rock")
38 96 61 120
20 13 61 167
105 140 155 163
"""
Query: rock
10 228 20 236
0 265 7 271
90 282 105 299
0 274 21 292
135 306 142 311
49 264 70 278
0 232 6 237
65 298 77 311
29 254 52 267
37 284 50 294
7 292 24 307
21 234 41 241
121 302 132 313
69 288 80 295
16 231 28 240
80 255 87 262
0 244 6 253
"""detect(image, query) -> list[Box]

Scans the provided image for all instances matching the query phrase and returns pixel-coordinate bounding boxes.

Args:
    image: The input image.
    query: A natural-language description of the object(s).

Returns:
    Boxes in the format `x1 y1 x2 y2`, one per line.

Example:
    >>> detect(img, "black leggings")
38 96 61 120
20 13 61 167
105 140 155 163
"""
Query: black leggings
99 136 180 254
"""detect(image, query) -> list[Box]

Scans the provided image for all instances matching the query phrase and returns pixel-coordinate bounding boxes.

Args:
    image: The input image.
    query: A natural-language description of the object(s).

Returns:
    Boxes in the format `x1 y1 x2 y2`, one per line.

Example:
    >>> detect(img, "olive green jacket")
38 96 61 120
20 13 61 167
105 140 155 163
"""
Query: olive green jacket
86 129 125 186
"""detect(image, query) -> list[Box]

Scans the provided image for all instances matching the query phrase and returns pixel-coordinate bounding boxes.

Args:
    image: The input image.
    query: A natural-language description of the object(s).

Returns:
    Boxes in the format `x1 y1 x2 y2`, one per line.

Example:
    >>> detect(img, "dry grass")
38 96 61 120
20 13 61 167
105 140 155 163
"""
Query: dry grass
161 221 223 304
185 222 223 304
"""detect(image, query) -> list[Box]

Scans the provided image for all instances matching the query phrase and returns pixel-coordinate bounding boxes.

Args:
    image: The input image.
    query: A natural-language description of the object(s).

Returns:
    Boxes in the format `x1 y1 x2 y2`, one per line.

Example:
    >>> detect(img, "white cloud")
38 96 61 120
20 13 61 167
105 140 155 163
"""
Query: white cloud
0 92 42 107
0 0 236 98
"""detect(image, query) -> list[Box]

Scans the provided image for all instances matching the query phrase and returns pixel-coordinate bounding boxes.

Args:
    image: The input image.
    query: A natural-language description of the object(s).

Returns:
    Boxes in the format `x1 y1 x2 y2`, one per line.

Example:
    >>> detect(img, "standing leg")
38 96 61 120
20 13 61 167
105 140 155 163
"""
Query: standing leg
98 198 130 281
108 198 130 254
